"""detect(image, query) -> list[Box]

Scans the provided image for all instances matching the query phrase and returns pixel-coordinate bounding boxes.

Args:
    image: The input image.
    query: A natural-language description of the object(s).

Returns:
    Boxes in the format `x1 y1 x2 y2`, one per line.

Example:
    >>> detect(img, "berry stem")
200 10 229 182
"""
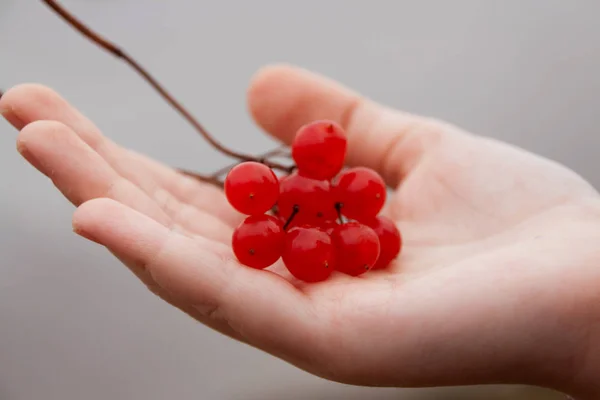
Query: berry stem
283 204 300 230
335 202 345 224
40 0 290 172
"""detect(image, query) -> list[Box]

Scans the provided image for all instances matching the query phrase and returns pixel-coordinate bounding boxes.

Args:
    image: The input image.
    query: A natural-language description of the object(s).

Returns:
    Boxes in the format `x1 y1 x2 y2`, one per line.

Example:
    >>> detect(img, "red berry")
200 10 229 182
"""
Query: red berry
333 167 386 221
282 226 335 282
278 172 337 228
363 216 402 269
232 215 284 269
291 120 347 180
320 220 339 236
331 222 380 276
224 161 279 215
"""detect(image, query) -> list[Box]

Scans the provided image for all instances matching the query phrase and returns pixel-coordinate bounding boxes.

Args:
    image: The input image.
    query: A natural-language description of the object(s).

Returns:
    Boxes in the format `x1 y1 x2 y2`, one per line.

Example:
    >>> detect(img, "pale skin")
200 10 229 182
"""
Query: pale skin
1 65 599 398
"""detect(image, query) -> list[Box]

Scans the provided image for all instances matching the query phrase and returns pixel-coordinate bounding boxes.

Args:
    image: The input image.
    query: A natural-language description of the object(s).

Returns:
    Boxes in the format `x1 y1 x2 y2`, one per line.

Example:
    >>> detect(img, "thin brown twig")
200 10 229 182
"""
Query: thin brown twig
40 0 290 172
210 145 291 178
178 168 224 188
178 144 291 188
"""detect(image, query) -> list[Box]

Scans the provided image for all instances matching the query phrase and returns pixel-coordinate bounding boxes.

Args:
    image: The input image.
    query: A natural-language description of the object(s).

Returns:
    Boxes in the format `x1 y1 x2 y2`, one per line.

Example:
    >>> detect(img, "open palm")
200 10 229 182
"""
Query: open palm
3 65 600 397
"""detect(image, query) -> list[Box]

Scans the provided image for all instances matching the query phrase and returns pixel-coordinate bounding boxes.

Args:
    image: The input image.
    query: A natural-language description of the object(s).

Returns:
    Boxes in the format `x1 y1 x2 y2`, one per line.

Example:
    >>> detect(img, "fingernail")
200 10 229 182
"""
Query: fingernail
73 225 101 245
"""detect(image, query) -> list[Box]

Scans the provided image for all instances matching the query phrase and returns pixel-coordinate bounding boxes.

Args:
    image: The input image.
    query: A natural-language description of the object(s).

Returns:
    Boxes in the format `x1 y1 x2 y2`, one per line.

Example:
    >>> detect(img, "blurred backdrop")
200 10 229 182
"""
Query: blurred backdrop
1 1 598 399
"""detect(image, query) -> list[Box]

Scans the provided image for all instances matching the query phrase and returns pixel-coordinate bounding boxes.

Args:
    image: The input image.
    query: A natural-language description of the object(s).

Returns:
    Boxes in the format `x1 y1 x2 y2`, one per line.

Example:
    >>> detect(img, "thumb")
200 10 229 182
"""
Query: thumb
71 198 330 371
247 64 454 187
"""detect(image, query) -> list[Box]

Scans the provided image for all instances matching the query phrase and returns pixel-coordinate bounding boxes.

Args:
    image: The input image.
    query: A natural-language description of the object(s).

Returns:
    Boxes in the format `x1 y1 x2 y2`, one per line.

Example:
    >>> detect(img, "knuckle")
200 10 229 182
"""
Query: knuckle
153 187 180 215
102 177 128 201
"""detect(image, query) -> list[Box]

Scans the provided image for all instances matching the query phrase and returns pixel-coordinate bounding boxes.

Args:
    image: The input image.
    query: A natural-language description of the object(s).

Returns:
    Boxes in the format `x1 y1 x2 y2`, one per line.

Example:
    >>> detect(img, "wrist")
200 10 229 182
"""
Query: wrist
527 269 600 399
553 305 600 399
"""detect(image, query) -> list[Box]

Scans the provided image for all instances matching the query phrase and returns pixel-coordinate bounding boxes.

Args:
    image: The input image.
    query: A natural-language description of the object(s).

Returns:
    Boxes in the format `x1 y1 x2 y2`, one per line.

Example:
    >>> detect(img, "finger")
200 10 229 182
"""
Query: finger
18 120 232 243
152 187 232 245
74 215 242 343
247 64 458 187
18 120 171 226
72 198 330 370
0 84 238 226
126 150 243 228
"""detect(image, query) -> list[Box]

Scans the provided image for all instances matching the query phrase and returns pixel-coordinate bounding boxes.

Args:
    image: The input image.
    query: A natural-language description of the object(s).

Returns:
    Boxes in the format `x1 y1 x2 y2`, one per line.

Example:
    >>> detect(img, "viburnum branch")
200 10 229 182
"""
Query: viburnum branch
210 145 292 179
40 0 290 172
178 168 224 188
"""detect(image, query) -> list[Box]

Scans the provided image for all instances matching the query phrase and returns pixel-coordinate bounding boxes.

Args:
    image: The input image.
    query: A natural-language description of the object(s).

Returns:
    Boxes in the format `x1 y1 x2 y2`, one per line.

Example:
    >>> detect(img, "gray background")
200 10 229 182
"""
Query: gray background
0 1 596 399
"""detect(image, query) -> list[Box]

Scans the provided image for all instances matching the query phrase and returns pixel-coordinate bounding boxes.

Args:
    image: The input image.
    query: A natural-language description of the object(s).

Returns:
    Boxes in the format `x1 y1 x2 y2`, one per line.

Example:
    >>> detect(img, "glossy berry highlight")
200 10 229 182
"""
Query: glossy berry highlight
331 222 380 276
224 161 279 215
333 167 386 221
292 120 347 180
282 226 335 282
232 214 284 269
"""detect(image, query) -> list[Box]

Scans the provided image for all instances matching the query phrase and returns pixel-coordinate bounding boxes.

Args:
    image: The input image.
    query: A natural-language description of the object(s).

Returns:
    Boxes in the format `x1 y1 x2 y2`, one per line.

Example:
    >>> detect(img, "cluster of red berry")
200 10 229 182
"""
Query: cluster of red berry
224 120 402 282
